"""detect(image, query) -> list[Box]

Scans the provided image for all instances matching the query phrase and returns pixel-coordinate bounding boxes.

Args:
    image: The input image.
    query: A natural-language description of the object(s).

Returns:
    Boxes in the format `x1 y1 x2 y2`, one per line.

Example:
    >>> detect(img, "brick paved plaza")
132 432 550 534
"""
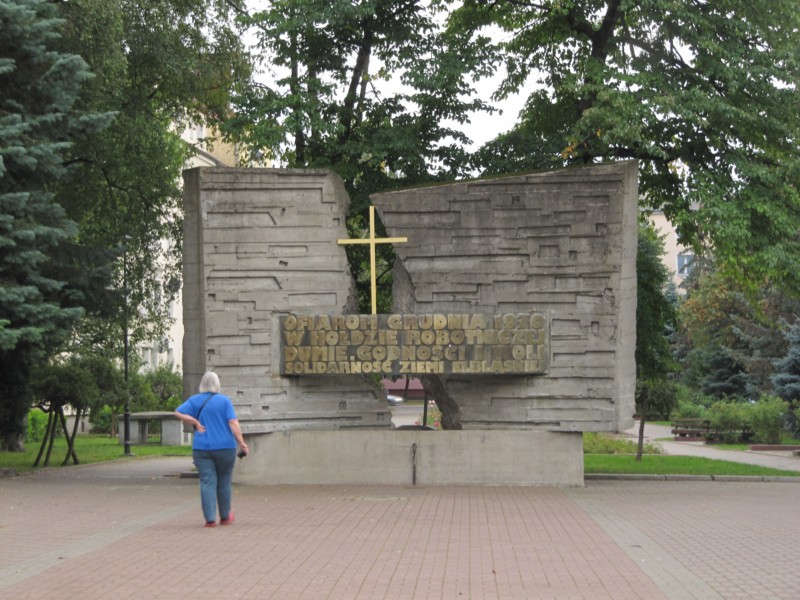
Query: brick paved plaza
1 457 798 599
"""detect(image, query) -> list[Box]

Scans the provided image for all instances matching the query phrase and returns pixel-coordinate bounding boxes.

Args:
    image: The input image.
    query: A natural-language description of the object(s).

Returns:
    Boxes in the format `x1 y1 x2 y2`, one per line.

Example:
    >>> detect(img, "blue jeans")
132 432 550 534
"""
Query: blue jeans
193 448 237 523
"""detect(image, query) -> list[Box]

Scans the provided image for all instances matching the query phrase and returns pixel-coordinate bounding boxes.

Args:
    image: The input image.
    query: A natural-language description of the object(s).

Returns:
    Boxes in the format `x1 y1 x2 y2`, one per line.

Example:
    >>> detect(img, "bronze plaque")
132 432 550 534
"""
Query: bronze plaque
279 313 550 376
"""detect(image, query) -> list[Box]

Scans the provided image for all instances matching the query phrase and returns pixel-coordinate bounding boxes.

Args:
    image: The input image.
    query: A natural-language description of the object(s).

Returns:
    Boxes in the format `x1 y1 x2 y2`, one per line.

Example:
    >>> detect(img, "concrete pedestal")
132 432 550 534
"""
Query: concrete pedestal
234 430 583 486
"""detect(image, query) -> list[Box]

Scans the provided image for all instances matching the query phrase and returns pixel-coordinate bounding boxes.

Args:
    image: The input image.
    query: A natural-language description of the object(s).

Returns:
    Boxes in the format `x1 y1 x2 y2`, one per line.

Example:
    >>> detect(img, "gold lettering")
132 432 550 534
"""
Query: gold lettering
284 330 304 345
311 346 330 362
420 330 435 345
404 330 420 345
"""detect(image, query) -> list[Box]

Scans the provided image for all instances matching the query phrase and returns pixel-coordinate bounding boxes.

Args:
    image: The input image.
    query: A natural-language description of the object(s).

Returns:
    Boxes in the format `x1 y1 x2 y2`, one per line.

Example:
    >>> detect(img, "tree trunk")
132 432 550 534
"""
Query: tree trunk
42 410 60 467
1 432 24 452
420 375 461 430
636 417 646 462
33 410 55 467
61 408 81 466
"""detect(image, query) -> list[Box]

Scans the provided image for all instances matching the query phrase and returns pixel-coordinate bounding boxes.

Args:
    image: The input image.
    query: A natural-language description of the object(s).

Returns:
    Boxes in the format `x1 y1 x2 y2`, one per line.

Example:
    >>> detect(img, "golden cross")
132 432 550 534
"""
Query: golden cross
338 205 407 314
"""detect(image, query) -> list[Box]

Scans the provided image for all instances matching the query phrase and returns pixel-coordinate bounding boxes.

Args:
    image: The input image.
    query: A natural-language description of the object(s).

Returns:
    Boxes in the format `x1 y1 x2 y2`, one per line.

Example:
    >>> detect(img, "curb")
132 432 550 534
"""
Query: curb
585 473 800 483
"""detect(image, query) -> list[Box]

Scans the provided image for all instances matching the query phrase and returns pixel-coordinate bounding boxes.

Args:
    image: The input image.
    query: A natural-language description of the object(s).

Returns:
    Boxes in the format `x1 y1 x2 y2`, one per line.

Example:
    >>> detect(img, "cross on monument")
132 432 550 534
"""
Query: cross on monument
338 205 407 314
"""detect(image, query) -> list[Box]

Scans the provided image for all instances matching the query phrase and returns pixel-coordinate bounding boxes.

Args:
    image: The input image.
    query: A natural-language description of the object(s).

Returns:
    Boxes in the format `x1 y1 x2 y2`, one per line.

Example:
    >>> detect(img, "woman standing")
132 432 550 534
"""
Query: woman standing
175 371 248 527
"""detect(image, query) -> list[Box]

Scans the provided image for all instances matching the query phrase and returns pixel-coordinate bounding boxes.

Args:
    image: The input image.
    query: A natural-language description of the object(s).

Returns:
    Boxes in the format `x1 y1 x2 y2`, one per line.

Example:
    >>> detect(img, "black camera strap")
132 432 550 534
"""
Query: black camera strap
194 393 216 430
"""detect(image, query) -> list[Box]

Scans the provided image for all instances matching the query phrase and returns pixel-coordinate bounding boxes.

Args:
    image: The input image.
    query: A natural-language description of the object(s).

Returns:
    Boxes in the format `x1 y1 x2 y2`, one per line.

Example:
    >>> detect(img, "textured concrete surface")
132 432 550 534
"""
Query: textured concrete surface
181 164 639 485
1 456 798 600
235 429 583 486
182 167 388 434
373 161 639 433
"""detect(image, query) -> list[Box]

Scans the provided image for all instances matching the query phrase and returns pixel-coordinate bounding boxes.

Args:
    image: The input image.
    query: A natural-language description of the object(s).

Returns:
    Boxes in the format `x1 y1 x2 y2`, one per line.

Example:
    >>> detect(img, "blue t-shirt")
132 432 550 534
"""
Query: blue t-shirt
177 392 237 450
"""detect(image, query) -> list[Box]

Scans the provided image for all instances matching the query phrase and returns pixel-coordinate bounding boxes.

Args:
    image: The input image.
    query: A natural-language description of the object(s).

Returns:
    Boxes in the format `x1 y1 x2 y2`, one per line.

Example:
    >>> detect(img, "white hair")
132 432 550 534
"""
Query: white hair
198 371 221 393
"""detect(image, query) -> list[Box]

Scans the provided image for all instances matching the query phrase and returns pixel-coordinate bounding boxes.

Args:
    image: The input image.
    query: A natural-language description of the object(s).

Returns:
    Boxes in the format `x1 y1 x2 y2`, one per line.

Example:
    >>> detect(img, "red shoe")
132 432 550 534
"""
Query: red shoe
205 521 217 528
220 511 235 526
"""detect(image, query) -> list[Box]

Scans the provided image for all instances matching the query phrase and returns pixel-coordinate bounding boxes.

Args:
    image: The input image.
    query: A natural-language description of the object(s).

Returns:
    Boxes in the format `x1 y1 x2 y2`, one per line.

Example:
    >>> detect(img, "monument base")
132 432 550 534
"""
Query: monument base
235 430 584 487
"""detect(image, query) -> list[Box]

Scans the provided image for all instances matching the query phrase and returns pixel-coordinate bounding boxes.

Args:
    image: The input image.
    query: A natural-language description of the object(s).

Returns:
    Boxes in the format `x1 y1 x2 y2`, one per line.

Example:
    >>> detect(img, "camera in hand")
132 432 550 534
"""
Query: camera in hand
237 449 247 459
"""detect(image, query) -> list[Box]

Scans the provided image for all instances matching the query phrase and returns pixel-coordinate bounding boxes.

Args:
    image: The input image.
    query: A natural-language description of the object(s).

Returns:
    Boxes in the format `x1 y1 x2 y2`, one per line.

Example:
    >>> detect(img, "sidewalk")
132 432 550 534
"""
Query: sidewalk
622 421 800 472
1 456 799 599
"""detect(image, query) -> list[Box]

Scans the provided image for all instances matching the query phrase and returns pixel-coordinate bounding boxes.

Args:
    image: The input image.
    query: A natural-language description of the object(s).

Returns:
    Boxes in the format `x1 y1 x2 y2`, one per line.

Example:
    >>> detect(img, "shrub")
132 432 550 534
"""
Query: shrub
90 405 114 435
414 403 441 429
707 400 749 443
142 365 183 410
749 395 789 444
670 399 708 420
674 383 716 408
26 409 48 443
583 432 662 455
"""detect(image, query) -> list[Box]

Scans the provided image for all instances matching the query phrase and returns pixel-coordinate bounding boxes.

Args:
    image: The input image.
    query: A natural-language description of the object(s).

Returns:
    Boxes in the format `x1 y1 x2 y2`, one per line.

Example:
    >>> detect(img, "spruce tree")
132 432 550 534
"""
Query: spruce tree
772 324 800 437
0 0 108 450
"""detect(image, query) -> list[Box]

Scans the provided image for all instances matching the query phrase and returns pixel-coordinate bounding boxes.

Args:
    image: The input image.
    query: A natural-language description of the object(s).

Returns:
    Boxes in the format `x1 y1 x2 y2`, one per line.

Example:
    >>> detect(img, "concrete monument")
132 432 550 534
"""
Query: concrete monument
182 161 638 486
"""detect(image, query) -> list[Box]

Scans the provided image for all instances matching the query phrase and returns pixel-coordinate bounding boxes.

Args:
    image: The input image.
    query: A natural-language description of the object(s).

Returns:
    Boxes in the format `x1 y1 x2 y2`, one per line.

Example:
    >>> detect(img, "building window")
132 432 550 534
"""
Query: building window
677 252 694 276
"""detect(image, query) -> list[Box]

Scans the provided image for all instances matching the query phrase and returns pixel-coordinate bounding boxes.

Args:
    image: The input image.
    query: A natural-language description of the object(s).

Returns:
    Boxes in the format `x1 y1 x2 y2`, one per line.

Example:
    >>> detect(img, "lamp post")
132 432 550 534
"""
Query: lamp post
122 238 132 456
123 323 132 456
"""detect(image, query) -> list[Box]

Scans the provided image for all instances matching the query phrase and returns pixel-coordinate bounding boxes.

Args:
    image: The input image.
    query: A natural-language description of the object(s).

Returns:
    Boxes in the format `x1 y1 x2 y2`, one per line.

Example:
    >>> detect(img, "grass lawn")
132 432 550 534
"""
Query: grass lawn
0 434 192 474
585 454 800 476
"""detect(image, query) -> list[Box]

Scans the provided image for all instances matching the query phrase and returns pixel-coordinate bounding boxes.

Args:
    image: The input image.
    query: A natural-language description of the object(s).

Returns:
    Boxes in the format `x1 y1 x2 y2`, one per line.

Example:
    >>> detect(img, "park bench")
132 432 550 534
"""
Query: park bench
671 418 754 443
671 418 709 441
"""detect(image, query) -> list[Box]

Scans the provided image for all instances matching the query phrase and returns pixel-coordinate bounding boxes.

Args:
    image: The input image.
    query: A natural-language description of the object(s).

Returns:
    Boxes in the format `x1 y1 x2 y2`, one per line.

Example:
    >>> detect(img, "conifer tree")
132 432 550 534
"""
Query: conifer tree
0 0 109 449
772 324 800 437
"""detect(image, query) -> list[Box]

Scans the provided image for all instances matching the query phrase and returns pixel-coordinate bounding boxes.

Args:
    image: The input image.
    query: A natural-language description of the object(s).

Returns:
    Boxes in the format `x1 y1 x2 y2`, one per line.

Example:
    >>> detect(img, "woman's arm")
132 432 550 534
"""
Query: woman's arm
174 410 206 433
229 419 249 455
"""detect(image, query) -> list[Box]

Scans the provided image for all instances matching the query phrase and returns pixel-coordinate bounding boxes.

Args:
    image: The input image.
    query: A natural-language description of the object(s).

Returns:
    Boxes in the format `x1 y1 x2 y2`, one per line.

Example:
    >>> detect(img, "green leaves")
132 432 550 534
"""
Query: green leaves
458 0 800 295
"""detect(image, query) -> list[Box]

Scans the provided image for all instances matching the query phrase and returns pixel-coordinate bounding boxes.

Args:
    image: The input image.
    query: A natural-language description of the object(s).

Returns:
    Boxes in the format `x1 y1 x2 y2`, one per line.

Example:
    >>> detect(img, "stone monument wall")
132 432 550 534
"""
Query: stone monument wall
372 161 638 432
182 163 637 486
182 168 389 433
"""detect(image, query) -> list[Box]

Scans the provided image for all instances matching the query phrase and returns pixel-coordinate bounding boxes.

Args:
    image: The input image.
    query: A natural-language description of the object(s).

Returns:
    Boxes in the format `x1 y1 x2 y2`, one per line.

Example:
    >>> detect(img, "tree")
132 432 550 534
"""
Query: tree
634 222 677 458
142 364 183 410
675 269 798 400
227 0 494 312
636 223 676 381
772 324 800 403
772 324 800 437
53 0 251 353
634 379 677 461
31 359 99 466
453 0 800 296
0 0 111 450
